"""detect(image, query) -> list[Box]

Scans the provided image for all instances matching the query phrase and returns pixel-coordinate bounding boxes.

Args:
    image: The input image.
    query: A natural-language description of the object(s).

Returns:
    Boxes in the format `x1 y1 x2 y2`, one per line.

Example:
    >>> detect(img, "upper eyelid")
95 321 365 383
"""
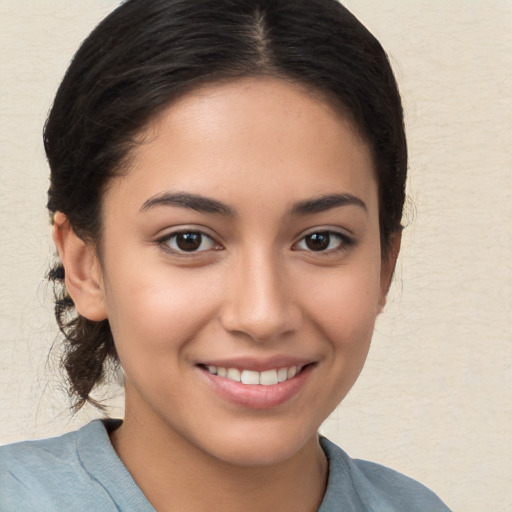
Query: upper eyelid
155 225 221 242
294 226 355 242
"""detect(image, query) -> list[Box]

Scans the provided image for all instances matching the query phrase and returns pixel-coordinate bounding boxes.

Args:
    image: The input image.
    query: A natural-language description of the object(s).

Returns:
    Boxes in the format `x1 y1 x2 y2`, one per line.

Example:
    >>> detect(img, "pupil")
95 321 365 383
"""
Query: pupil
176 232 201 251
305 232 330 251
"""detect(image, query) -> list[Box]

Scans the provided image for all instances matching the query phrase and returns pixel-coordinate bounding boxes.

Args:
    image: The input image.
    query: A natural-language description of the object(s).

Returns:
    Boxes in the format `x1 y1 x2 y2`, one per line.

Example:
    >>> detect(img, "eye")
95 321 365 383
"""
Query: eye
162 231 219 253
294 231 350 252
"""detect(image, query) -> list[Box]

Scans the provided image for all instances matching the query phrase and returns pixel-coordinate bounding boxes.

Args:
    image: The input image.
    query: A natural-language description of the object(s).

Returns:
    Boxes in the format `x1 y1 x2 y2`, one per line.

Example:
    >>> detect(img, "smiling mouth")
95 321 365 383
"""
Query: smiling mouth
200 364 307 385
198 362 316 408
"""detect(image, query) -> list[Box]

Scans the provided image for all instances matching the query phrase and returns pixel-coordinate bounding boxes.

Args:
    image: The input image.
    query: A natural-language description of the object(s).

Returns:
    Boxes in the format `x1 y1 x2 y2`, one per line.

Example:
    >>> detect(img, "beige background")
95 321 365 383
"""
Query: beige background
1 1 511 510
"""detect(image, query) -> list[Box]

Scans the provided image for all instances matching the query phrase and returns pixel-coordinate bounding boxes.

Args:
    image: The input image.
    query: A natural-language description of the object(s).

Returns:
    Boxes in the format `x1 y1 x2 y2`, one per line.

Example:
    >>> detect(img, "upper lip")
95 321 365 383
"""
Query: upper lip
197 356 316 372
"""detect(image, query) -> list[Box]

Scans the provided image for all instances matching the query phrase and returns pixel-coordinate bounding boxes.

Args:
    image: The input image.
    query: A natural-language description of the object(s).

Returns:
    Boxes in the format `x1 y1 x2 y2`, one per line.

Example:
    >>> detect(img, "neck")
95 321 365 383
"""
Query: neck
110 401 328 512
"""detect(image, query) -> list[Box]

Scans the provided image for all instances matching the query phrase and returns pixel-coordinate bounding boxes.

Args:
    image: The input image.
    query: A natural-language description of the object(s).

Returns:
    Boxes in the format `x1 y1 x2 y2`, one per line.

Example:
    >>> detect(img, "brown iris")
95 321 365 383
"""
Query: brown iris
175 232 203 251
304 232 331 251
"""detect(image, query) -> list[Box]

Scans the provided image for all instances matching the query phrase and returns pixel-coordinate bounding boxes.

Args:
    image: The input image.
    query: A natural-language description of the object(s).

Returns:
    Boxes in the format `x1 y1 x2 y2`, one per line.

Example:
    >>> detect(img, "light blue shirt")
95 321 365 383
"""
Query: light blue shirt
0 419 451 511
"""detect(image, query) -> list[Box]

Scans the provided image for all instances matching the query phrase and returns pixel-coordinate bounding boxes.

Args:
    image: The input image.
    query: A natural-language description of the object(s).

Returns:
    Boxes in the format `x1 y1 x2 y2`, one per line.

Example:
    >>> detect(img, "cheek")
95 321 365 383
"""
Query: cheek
300 263 382 349
102 265 222 366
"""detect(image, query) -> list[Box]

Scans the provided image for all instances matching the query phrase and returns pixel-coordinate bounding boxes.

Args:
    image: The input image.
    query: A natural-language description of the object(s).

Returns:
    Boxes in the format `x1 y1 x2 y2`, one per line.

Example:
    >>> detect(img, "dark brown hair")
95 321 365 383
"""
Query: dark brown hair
45 0 407 410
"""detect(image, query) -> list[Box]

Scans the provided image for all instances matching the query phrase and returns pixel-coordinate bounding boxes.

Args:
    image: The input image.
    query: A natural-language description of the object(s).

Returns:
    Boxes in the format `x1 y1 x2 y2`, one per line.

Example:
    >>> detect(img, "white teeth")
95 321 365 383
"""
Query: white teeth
277 367 288 382
204 365 303 385
226 368 241 382
260 369 278 386
287 366 298 379
241 370 260 385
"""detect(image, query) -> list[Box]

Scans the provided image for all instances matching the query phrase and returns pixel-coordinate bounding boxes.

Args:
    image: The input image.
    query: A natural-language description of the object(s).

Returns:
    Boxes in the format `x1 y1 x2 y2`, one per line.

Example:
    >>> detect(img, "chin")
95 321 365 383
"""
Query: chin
194 421 319 468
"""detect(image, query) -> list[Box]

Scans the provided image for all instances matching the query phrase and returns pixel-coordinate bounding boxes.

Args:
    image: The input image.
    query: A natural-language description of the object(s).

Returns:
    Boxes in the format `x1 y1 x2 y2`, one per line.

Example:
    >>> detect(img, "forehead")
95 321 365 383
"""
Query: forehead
108 77 377 214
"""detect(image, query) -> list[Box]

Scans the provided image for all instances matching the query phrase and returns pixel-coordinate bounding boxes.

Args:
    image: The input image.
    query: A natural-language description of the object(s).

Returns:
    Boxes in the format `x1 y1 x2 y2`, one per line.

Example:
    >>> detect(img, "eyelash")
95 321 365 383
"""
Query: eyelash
157 230 222 255
156 229 354 256
293 230 354 254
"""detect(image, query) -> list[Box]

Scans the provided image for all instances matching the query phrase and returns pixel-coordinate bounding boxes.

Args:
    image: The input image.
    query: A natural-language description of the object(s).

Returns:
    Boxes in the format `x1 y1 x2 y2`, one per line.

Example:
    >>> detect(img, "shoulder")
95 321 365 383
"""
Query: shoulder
0 420 122 511
0 426 81 490
319 436 452 512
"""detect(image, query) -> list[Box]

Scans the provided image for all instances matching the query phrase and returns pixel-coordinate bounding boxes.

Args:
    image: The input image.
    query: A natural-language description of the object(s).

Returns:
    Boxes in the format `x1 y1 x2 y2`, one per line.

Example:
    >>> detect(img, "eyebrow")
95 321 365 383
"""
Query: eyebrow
140 191 366 217
291 193 367 216
140 192 235 215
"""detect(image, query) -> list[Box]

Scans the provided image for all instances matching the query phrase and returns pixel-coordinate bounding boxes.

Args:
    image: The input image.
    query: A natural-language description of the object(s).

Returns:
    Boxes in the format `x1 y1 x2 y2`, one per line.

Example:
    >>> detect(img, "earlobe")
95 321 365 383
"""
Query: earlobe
52 212 107 321
378 231 402 313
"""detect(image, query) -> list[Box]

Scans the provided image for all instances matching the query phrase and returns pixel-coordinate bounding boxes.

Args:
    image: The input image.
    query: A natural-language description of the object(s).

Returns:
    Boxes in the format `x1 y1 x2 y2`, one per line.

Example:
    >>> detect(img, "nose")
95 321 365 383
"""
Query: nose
219 251 302 342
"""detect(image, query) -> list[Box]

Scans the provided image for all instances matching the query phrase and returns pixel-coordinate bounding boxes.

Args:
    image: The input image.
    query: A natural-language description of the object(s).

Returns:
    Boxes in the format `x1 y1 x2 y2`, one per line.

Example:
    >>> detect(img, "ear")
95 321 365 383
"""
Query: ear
52 212 107 321
378 231 402 313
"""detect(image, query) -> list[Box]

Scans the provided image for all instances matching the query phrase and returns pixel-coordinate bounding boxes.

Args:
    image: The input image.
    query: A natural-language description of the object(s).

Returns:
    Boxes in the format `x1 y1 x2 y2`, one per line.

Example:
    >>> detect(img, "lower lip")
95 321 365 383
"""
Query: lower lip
199 365 314 410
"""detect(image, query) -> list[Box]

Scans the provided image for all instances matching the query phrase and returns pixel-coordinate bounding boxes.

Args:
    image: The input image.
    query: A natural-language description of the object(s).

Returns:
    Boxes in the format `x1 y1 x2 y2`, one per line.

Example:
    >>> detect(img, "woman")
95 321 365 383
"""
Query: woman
0 0 451 510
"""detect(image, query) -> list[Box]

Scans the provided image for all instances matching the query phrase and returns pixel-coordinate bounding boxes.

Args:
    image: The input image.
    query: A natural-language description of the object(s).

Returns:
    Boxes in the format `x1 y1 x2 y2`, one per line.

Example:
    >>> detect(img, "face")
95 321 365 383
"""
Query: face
92 78 395 466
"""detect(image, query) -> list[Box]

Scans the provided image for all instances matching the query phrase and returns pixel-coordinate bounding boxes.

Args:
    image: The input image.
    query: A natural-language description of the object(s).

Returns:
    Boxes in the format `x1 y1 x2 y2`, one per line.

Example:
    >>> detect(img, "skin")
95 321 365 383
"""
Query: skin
54 77 400 511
